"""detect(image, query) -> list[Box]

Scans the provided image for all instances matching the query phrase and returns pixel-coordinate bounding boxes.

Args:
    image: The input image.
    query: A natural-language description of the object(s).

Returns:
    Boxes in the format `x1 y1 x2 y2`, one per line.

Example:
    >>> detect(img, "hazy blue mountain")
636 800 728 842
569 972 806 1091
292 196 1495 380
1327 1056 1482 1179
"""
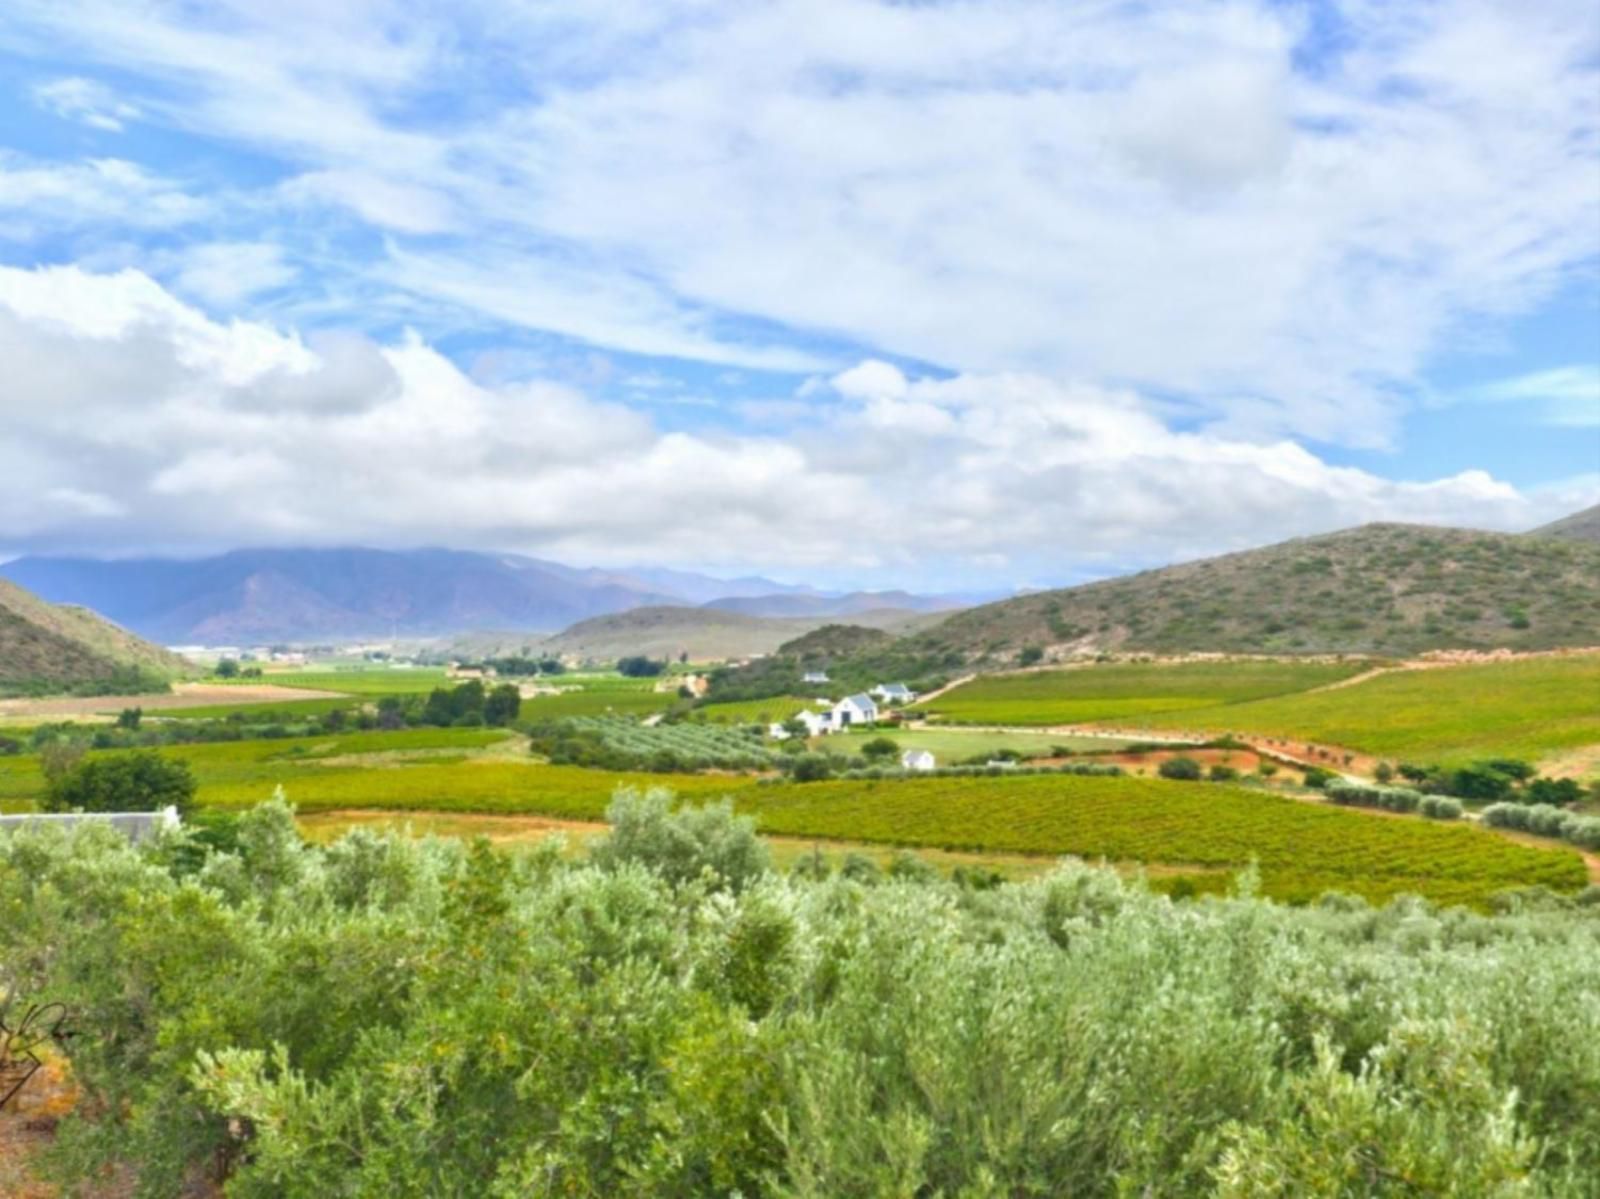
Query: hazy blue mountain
0 548 946 644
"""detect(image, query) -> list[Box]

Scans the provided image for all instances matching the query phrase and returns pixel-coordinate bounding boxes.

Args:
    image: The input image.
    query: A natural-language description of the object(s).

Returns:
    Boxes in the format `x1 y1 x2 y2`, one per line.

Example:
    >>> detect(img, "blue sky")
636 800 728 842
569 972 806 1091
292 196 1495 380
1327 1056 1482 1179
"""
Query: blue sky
0 0 1595 591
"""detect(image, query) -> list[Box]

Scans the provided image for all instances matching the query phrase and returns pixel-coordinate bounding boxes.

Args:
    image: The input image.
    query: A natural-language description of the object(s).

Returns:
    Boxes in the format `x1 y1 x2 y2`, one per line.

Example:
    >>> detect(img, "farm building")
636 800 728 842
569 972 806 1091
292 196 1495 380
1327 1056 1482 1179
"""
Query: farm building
872 682 916 703
831 693 878 727
901 749 936 771
802 670 830 684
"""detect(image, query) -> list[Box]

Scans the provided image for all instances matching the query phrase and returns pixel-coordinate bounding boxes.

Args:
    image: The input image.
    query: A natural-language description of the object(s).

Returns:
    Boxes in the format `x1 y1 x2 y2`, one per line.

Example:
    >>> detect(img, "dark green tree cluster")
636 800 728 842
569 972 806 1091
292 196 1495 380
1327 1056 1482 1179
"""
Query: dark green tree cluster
417 681 522 727
42 749 196 816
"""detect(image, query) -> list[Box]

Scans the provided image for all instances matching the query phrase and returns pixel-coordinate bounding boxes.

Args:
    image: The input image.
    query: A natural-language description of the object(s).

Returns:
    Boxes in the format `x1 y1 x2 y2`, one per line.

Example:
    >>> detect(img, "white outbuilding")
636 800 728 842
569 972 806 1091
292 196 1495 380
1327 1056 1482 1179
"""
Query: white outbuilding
900 749 936 772
831 693 879 728
872 683 916 703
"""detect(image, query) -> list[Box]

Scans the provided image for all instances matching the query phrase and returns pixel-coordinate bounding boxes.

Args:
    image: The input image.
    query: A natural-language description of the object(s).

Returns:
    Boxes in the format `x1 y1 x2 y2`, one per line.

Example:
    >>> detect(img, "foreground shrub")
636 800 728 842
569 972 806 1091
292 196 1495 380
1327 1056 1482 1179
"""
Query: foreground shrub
590 787 770 892
1 792 1597 1196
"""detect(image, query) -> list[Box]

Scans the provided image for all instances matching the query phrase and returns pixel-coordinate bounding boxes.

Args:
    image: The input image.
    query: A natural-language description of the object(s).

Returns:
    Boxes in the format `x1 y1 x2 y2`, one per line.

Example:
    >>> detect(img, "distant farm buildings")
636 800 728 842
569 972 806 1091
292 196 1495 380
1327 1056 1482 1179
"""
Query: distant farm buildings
871 682 916 703
901 749 936 772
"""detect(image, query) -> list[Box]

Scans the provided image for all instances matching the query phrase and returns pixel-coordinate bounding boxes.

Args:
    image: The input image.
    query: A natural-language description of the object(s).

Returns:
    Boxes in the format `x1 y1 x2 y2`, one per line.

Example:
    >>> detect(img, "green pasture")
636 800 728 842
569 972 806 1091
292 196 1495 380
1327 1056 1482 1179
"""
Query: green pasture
916 660 1371 727
1136 655 1600 768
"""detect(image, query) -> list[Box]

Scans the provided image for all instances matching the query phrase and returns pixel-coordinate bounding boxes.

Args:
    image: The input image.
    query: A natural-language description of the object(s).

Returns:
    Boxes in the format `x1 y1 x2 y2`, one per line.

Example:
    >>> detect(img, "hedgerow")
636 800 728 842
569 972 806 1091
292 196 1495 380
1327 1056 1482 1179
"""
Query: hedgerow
2 795 1597 1196
1482 801 1600 850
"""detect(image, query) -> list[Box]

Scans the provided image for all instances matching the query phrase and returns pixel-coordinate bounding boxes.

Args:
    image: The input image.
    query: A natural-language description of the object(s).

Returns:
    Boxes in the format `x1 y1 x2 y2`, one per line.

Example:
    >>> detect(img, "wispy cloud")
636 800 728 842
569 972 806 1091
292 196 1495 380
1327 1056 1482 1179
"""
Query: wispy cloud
1468 366 1600 427
0 0 1592 437
31 76 141 131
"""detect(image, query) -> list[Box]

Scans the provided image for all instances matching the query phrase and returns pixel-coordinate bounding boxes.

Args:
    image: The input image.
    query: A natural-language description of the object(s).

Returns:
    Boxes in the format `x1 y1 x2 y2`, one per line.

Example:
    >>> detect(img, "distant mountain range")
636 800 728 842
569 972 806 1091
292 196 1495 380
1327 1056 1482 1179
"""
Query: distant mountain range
0 548 967 645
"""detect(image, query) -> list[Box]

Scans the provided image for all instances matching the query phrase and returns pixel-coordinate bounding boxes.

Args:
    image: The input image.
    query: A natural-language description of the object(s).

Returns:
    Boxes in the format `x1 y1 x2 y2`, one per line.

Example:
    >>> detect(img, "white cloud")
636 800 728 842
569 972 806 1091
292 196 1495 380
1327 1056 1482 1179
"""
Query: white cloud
170 242 297 308
280 170 460 235
31 76 141 131
0 154 207 236
1467 366 1600 428
0 0 1592 439
0 264 1590 585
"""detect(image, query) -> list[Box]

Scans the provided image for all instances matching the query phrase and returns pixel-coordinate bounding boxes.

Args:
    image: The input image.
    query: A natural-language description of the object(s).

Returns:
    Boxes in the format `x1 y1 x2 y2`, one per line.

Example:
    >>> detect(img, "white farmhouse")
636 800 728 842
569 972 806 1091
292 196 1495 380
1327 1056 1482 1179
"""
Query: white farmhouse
831 693 878 728
900 749 936 772
802 670 830 684
871 682 916 703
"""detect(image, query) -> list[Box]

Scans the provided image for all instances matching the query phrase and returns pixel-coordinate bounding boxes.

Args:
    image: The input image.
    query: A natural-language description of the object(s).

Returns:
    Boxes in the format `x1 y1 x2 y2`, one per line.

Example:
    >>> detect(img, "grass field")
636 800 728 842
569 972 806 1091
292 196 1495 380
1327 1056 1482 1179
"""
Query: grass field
1136 655 1600 769
916 660 1371 726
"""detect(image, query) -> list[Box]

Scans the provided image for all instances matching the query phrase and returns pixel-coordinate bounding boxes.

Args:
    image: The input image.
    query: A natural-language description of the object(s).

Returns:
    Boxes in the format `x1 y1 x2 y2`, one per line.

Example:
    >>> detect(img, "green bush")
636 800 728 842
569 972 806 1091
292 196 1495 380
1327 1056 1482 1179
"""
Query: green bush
1159 756 1203 781
1 806 1597 1195
42 749 196 816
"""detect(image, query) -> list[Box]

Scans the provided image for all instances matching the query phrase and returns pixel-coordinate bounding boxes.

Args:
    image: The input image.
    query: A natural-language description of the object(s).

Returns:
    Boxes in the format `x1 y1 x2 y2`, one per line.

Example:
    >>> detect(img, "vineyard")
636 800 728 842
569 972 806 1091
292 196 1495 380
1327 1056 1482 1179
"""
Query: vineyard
916 660 1371 726
693 695 820 724
1136 654 1600 766
517 688 677 719
731 774 1588 907
3 722 1588 908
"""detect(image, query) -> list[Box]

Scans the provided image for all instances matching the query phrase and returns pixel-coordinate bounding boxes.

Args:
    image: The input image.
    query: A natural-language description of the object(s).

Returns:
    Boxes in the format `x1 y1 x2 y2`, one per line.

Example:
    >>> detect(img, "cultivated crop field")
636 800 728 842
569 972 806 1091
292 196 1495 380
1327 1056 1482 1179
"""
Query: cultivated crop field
554 715 775 769
518 688 677 718
221 667 451 694
693 695 821 723
917 660 1371 726
1136 655 1600 767
735 774 1587 907
811 728 1140 760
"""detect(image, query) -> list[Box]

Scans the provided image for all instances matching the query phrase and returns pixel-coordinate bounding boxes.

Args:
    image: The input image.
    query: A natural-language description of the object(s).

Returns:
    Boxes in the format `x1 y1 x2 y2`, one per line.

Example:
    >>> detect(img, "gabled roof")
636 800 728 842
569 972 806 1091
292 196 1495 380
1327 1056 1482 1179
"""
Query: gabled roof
839 692 877 709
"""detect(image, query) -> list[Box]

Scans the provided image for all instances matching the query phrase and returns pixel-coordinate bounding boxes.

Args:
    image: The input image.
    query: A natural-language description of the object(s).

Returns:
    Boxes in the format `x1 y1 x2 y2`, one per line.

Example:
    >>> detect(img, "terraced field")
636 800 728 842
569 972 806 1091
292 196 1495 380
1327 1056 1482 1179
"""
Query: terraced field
915 660 1371 726
1136 655 1600 768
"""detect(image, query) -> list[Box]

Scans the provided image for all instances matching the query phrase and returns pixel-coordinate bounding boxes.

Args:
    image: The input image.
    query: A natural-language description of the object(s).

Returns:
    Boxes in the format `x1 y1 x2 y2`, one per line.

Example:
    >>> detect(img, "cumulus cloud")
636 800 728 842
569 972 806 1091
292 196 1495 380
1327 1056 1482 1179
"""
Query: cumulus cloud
0 265 1588 586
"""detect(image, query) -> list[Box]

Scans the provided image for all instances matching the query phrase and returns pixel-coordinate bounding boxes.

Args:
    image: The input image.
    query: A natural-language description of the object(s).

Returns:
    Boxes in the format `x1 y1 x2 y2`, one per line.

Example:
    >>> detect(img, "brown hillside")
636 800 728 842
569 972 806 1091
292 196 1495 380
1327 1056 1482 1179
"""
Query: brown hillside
1530 503 1600 546
0 578 191 692
901 522 1600 665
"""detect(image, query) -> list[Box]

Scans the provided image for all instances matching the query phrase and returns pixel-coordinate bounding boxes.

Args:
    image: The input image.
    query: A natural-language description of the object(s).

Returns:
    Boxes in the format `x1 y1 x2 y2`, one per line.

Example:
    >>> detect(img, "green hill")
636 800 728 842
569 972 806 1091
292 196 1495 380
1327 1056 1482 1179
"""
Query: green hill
0 578 192 695
531 605 940 663
906 523 1600 665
